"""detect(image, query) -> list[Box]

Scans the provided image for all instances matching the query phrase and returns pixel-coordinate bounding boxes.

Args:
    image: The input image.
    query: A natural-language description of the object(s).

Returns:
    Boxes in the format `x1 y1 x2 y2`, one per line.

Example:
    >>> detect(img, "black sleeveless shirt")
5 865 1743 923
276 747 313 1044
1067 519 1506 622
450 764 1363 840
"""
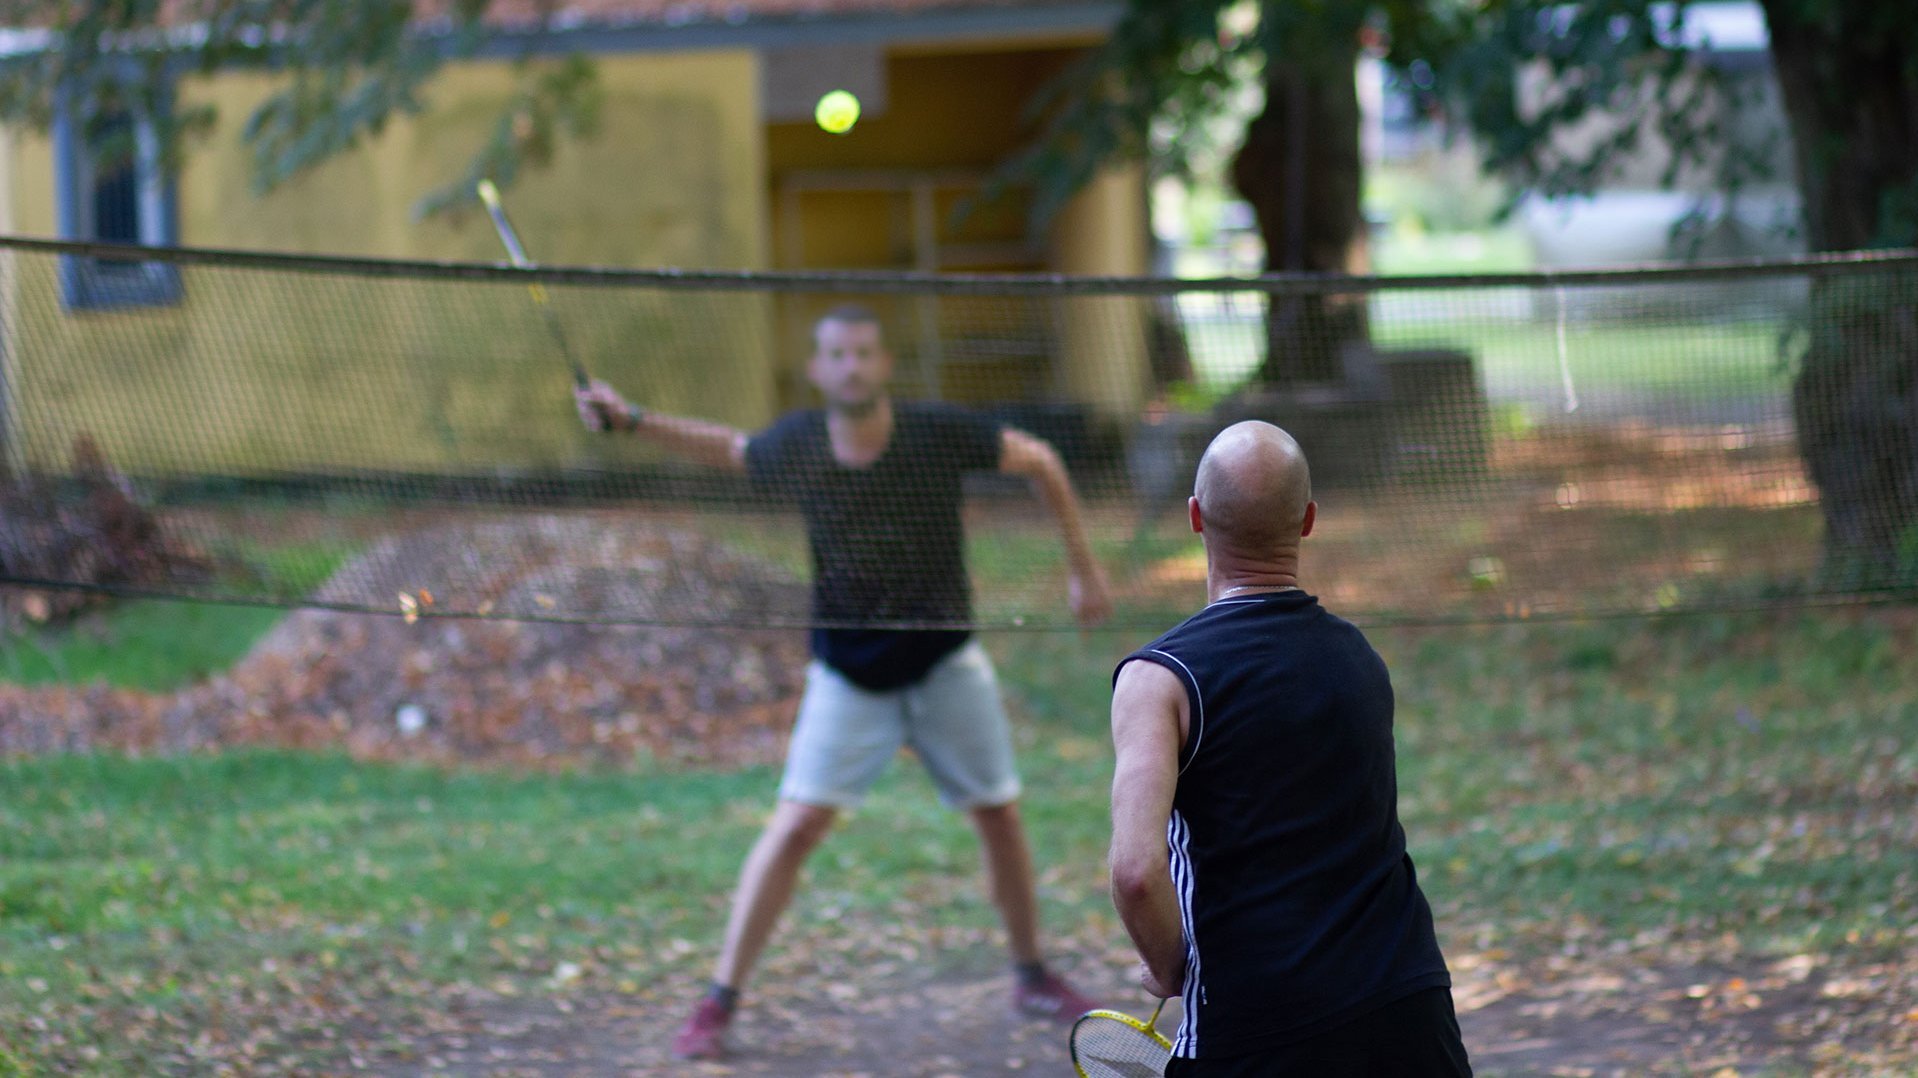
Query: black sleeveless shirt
1116 590 1451 1059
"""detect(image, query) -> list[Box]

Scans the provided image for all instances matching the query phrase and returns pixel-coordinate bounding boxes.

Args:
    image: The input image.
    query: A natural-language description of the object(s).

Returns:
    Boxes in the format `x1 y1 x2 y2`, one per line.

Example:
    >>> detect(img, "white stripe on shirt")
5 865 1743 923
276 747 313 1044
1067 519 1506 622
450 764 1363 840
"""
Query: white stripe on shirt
1169 808 1202 1056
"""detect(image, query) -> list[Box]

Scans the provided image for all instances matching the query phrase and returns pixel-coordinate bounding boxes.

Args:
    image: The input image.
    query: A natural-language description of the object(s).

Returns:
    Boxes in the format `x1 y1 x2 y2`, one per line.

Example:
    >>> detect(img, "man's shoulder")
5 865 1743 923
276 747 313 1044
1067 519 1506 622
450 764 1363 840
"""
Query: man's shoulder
769 407 825 431
1147 593 1362 653
897 399 967 417
754 408 825 445
1115 607 1212 677
898 399 999 430
894 401 1005 470
745 410 825 477
1305 600 1373 648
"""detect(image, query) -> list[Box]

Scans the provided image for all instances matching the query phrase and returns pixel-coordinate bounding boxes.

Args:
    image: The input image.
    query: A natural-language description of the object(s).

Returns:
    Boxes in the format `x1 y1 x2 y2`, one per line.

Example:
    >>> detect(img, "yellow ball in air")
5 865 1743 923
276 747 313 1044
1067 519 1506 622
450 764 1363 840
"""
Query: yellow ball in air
815 90 861 135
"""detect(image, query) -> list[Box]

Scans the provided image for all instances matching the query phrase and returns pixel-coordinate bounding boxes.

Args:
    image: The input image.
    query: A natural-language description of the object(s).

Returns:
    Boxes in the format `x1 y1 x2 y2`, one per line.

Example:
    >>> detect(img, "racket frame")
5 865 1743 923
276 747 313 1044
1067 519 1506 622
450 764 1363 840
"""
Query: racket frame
1069 998 1173 1077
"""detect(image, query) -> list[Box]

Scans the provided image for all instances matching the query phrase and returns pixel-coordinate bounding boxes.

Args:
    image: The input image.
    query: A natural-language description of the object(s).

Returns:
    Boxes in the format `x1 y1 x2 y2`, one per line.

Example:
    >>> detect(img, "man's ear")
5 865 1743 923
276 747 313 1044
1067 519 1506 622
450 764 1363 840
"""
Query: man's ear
1189 496 1203 534
1300 501 1317 538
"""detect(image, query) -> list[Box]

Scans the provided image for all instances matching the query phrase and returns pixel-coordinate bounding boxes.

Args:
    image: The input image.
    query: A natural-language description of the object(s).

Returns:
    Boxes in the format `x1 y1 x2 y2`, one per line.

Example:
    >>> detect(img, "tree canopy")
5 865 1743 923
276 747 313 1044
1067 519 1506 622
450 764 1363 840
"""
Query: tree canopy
1008 0 1916 576
0 1 599 217
1004 0 1835 242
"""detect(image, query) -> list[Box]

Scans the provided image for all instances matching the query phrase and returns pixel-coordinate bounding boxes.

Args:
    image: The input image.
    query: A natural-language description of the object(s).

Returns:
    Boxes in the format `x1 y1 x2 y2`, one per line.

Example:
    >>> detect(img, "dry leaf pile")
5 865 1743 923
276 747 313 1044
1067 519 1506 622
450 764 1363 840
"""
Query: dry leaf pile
0 436 211 630
0 516 813 768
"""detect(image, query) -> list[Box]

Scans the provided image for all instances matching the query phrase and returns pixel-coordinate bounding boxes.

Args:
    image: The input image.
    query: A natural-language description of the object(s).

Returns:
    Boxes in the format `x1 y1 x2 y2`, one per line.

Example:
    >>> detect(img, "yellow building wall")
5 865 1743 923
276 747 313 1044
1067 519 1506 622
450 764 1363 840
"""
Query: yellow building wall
2 50 775 479
764 46 1150 416
1053 164 1152 416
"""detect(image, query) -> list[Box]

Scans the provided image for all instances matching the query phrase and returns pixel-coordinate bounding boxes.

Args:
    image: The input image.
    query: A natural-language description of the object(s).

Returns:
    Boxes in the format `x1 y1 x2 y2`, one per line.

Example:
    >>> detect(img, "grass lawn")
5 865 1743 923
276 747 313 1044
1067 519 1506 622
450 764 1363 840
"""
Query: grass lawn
1372 228 1536 277
1181 308 1795 407
1375 317 1797 402
0 601 293 692
2 607 1914 1073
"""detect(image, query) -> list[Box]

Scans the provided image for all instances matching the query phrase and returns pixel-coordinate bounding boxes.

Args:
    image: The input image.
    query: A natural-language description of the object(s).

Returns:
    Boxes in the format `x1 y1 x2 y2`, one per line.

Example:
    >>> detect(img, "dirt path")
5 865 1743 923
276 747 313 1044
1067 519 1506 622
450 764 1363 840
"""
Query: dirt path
363 950 1915 1076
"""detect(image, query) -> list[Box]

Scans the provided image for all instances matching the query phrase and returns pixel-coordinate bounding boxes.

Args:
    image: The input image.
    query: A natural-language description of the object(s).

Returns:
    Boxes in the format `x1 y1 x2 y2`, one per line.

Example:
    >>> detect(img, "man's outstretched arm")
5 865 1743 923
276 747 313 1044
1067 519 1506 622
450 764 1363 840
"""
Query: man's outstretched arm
1109 658 1188 998
576 379 749 473
999 428 1113 626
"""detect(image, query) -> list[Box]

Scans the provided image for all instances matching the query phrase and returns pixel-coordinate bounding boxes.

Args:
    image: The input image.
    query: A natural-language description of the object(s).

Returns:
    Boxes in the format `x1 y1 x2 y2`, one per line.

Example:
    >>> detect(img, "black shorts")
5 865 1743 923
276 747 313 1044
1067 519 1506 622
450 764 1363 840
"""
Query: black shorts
1164 987 1472 1078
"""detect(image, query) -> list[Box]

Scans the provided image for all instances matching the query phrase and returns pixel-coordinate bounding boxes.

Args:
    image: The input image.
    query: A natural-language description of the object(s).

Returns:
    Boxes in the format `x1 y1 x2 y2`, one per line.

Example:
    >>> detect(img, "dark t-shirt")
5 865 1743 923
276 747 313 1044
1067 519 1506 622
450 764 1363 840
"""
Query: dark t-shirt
1115 591 1451 1059
745 402 1003 690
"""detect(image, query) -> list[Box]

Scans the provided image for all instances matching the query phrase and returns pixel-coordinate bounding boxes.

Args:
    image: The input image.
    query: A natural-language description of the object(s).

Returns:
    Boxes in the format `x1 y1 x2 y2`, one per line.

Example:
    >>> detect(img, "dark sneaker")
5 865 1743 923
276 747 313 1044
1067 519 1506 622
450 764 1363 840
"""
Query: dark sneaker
1013 970 1102 1022
672 996 733 1061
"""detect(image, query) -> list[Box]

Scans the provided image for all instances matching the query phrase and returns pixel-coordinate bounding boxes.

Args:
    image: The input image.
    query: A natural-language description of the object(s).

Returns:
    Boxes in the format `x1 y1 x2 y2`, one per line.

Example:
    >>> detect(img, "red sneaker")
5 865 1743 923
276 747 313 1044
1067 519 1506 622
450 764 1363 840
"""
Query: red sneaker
1013 970 1102 1022
671 996 733 1061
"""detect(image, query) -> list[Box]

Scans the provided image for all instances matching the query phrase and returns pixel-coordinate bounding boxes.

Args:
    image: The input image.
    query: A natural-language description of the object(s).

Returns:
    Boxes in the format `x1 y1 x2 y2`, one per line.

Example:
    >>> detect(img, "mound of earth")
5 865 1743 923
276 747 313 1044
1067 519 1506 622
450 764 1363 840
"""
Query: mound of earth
0 516 812 769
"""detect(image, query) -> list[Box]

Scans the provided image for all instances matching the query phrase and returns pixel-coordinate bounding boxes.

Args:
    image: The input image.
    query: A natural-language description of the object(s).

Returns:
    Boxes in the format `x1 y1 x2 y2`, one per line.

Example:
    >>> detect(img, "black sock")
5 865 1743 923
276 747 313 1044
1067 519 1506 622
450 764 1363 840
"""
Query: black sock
706 983 740 1012
1015 961 1048 988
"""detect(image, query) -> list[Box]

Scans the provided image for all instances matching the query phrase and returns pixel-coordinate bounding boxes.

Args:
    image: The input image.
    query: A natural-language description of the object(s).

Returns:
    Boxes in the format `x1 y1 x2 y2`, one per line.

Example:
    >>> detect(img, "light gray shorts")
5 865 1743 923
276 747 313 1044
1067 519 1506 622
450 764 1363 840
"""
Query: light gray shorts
779 640 1022 811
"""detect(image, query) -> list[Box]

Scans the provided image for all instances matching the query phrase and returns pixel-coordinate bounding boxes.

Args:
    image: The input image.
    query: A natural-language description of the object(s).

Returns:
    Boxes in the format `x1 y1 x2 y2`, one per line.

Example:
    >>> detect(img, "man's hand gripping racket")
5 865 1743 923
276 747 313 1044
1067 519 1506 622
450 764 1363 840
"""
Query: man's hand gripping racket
1070 997 1173 1077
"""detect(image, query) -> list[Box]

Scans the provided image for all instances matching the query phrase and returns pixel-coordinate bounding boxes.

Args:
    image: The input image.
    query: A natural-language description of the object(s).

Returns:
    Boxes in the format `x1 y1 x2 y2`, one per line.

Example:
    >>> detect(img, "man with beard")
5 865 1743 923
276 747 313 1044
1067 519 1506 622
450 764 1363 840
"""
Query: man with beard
575 304 1113 1060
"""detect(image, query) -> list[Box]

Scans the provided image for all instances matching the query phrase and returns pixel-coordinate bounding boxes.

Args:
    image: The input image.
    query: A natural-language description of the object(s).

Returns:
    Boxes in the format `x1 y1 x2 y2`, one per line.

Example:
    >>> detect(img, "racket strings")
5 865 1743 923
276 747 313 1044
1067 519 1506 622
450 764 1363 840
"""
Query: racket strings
1071 1012 1173 1078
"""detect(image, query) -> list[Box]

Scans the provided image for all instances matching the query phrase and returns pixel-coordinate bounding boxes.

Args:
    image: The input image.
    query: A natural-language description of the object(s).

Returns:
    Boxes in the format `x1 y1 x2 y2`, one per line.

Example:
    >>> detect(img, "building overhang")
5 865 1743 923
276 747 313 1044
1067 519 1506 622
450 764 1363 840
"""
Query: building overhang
476 1 1121 56
0 3 1121 63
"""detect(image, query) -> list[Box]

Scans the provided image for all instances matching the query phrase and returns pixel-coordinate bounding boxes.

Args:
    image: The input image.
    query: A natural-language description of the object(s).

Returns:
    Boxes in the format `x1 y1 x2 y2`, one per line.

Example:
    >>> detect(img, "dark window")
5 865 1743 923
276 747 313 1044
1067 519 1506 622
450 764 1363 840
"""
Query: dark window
89 112 142 244
54 95 181 311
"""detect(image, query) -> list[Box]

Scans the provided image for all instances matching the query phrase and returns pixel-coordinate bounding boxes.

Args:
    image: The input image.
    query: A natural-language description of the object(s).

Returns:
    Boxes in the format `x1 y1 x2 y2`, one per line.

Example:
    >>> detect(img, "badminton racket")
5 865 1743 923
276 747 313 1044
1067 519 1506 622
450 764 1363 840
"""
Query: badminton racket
1070 997 1173 1077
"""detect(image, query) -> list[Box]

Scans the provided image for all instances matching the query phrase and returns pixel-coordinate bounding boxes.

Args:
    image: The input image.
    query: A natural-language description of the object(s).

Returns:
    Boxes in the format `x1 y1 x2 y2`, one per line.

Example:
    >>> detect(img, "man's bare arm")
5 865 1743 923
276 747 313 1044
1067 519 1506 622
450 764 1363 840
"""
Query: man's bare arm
576 379 748 473
1109 658 1189 996
999 428 1113 626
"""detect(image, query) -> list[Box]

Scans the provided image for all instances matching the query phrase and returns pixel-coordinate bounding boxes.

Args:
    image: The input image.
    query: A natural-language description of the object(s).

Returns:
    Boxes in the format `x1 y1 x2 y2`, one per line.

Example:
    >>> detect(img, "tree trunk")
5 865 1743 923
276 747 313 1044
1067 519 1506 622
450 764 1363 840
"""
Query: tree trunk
1762 0 1918 579
1230 19 1370 385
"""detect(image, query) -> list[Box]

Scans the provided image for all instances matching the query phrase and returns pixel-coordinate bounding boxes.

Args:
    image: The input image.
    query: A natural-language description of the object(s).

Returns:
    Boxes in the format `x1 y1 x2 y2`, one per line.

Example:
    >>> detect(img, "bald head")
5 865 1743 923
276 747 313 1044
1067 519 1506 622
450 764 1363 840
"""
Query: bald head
1192 421 1313 552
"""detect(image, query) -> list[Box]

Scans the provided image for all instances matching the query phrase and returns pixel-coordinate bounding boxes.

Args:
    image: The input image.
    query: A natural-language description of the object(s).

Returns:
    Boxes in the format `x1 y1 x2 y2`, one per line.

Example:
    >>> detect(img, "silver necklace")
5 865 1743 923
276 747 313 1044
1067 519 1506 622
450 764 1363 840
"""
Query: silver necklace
1218 583 1300 597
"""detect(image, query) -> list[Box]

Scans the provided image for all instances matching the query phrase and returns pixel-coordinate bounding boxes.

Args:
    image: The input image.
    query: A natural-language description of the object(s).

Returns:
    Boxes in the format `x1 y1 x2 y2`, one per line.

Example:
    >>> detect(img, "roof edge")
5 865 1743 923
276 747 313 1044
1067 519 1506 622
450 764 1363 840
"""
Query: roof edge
474 2 1122 55
0 3 1122 61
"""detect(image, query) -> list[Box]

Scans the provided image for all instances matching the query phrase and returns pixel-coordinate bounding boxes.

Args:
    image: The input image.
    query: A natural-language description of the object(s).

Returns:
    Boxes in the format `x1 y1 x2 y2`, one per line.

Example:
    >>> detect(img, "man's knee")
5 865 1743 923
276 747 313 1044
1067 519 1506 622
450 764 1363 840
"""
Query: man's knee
968 800 1025 838
765 801 838 856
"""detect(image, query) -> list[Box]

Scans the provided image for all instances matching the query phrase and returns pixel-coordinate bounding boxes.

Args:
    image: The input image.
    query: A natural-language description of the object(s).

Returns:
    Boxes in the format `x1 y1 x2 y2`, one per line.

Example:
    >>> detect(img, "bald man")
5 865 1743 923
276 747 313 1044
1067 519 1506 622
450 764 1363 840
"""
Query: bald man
1107 422 1471 1076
